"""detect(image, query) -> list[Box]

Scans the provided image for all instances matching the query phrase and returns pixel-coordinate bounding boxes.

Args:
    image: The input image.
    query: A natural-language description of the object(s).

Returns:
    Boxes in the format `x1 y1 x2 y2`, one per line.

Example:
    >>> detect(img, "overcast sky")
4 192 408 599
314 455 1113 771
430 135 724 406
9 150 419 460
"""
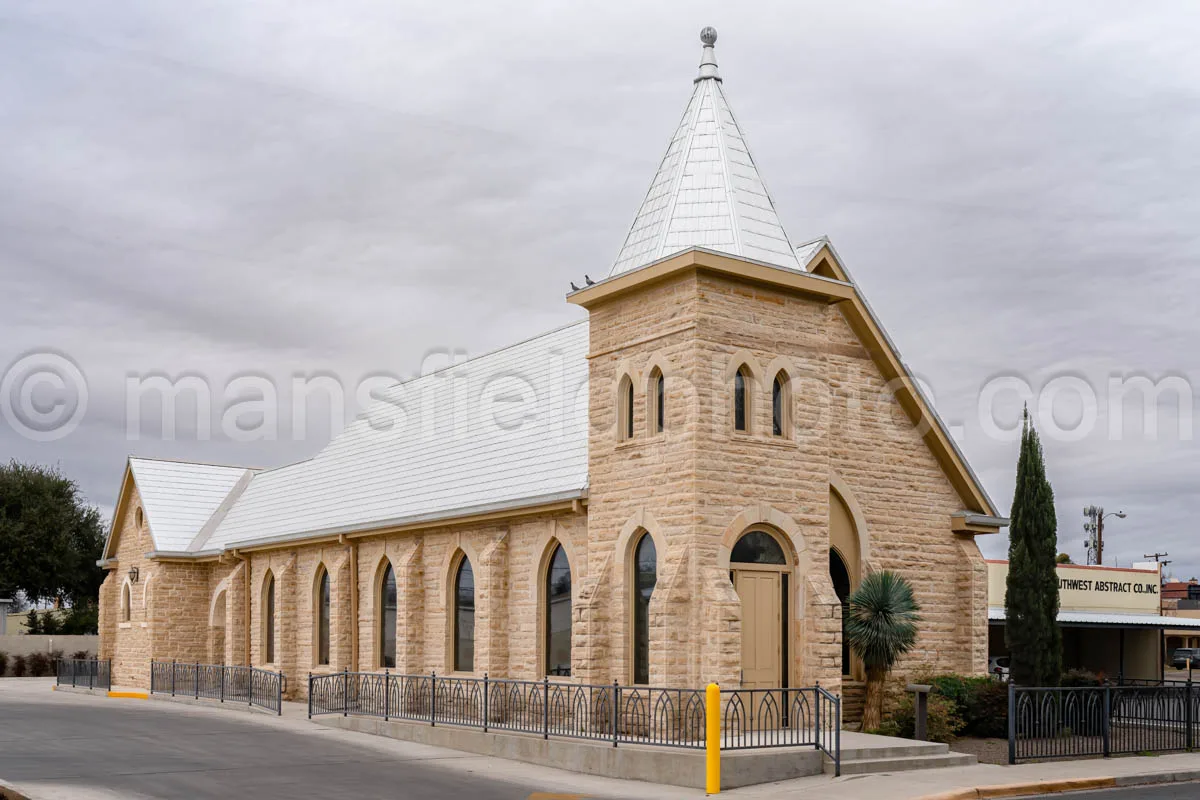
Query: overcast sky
2 1 1198 575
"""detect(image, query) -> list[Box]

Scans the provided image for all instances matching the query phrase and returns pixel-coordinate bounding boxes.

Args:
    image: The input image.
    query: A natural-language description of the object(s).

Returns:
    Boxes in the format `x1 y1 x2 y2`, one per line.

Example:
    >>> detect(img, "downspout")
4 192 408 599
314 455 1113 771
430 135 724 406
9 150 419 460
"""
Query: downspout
237 550 251 665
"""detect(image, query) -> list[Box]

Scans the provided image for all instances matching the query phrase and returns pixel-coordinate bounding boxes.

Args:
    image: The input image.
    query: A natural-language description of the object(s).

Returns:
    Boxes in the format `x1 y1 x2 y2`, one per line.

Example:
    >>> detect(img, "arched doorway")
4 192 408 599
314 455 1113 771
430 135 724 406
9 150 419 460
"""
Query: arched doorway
731 529 790 689
829 550 851 677
829 487 862 679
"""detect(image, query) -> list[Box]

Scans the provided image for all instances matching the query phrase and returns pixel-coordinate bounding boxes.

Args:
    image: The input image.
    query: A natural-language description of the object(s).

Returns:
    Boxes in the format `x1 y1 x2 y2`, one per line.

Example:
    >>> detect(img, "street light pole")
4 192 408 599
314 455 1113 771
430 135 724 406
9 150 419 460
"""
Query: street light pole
1084 506 1127 566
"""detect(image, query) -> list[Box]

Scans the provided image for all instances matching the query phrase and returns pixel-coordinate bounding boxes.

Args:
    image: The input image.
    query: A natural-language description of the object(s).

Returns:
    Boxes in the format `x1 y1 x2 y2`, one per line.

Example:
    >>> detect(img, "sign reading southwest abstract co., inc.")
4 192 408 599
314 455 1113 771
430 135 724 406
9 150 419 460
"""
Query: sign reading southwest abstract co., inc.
987 560 1161 615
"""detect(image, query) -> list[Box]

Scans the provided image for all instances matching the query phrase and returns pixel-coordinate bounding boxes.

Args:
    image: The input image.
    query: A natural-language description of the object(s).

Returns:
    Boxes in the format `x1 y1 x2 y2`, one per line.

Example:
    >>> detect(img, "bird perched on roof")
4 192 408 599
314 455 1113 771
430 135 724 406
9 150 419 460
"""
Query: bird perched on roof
585 275 595 285
570 281 580 291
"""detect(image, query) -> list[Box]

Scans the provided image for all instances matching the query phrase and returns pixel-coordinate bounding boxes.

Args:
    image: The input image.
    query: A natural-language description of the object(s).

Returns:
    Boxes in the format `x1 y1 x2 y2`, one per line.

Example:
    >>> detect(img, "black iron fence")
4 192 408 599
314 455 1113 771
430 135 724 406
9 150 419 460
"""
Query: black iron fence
308 671 840 772
150 661 285 715
1009 681 1200 763
56 658 110 691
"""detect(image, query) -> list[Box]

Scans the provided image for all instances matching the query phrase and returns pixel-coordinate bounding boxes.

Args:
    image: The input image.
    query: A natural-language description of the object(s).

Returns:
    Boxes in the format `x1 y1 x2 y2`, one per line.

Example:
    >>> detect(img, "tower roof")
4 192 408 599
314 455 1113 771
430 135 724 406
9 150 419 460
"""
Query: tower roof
610 28 800 277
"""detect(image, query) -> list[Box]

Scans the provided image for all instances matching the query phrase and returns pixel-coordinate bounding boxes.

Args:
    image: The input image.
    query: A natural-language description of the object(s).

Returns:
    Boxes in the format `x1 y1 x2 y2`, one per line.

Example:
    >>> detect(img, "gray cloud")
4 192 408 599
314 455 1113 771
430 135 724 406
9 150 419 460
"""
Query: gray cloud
2 0 1198 575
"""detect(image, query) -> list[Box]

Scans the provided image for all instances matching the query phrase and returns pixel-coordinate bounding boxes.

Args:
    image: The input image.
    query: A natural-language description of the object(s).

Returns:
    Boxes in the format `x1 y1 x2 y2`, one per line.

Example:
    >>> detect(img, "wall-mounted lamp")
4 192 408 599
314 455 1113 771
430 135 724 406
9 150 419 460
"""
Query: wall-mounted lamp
128 566 139 584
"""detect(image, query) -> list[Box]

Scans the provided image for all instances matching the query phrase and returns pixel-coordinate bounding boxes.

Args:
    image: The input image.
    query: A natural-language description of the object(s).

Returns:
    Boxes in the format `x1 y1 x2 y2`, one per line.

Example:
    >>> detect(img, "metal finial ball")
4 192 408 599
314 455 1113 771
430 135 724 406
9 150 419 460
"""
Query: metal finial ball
700 27 717 46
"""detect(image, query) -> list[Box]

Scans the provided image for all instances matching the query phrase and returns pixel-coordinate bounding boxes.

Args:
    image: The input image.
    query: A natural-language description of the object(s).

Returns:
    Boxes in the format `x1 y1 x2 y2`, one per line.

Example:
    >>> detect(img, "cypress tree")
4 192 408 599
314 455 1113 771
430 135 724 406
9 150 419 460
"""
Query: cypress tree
1005 408 1061 686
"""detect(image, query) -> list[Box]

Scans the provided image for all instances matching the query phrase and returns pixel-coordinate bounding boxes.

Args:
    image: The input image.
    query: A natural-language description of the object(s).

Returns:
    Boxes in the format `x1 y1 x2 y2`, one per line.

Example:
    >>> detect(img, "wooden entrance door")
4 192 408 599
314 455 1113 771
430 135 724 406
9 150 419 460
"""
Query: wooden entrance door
735 570 782 689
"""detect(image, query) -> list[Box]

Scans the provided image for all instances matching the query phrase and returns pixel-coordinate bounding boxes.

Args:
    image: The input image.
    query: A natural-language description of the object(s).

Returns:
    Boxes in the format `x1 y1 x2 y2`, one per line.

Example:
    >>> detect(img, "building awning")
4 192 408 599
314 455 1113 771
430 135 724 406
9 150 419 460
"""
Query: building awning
988 607 1200 629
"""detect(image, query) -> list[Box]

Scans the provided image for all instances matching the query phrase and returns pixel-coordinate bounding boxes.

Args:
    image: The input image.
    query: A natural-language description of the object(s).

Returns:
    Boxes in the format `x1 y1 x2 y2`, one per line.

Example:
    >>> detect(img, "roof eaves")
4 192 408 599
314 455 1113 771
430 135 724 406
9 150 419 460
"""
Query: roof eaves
822 240 1000 516
221 487 588 553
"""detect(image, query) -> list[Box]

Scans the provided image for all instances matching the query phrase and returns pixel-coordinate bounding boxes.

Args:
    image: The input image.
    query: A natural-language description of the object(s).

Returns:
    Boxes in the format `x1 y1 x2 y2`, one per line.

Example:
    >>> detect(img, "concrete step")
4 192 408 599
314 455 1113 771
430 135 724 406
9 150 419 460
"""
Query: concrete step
837 741 949 760
825 751 976 776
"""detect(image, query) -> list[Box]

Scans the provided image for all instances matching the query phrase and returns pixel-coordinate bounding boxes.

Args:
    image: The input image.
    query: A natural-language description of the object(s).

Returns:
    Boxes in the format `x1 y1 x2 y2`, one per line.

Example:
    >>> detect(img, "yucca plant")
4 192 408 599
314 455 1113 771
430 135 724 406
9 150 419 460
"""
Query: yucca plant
846 570 921 731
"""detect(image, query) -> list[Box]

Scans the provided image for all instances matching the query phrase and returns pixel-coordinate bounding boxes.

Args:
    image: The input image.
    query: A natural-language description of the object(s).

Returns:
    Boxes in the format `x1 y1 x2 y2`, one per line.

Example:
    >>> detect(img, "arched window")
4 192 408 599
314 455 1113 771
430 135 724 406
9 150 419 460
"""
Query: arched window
545 543 572 677
632 532 657 684
618 375 634 441
649 368 665 434
135 506 144 529
453 556 475 672
263 571 275 664
734 366 750 432
121 582 131 622
379 562 397 669
315 566 330 666
731 530 787 565
772 372 790 437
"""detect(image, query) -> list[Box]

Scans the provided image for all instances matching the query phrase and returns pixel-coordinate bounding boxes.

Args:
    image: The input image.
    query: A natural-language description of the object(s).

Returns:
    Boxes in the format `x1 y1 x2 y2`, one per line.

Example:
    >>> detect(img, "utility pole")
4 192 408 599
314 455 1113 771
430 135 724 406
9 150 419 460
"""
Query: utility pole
1144 552 1170 563
1084 506 1127 566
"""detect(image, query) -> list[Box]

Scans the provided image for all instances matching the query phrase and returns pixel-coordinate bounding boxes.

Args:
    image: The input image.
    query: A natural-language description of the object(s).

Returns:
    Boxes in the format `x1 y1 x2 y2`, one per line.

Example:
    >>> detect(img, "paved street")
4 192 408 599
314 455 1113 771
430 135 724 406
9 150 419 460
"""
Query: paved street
0 680 668 800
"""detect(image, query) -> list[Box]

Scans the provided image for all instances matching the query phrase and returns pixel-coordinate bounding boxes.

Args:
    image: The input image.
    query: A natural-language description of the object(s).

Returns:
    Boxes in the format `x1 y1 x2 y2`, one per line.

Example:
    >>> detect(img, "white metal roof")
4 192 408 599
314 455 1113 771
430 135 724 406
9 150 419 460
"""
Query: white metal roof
609 29 800 278
204 320 590 550
988 607 1200 629
128 458 254 552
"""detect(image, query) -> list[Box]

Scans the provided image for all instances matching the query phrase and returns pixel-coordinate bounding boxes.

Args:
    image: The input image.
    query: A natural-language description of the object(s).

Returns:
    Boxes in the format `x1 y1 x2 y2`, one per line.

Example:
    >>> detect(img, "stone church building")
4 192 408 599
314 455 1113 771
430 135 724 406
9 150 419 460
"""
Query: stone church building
98 29 1006 719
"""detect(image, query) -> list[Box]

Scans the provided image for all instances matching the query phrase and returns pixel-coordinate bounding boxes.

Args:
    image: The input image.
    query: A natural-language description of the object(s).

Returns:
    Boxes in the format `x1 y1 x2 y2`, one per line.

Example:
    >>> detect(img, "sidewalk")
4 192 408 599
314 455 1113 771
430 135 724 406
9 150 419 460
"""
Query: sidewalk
726 752 1200 798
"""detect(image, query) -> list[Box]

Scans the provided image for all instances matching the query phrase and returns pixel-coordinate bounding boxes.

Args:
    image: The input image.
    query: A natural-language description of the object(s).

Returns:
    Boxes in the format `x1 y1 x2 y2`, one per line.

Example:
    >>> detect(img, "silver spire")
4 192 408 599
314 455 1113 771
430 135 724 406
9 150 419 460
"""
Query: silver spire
696 26 720 82
609 27 801 277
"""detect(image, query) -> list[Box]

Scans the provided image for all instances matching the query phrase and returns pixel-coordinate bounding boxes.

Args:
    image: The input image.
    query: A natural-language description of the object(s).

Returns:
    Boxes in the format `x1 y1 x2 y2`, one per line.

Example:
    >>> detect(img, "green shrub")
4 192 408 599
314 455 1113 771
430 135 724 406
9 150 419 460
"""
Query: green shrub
918 673 1010 739
0 651 7 676
872 693 964 743
71 650 90 661
962 680 1009 738
1061 668 1103 687
12 655 26 677
25 609 40 635
27 652 50 677
39 613 62 636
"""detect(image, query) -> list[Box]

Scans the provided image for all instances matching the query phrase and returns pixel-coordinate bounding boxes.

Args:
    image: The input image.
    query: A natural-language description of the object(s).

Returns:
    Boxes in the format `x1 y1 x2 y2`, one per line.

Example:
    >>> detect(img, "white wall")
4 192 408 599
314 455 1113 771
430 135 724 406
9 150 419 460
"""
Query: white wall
0 635 98 660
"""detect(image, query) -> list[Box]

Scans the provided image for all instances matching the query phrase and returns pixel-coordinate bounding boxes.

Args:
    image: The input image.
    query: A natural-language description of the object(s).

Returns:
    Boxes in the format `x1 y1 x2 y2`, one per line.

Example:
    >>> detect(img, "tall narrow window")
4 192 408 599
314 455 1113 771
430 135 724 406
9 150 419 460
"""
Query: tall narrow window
316 566 330 666
772 371 790 437
454 556 475 672
632 532 657 684
263 571 275 664
650 369 665 434
380 562 397 668
545 544 572 677
734 366 750 432
618 375 634 441
121 582 131 622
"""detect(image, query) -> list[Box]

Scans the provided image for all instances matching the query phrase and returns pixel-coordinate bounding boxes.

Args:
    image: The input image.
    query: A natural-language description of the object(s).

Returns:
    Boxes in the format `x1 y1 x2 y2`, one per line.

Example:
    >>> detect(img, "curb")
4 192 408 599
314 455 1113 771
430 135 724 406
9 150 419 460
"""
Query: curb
918 770 1200 799
52 685 148 700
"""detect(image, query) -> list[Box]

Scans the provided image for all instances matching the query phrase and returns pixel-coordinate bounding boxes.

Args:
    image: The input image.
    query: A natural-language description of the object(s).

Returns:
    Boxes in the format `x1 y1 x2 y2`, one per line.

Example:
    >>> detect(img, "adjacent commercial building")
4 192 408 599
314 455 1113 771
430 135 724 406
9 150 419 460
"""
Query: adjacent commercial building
97 30 1008 722
988 560 1200 679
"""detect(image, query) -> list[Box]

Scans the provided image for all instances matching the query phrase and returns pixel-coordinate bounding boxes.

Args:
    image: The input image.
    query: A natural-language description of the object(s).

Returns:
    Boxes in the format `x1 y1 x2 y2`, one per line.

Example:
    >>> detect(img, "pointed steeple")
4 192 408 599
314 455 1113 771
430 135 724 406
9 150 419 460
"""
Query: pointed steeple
610 28 800 277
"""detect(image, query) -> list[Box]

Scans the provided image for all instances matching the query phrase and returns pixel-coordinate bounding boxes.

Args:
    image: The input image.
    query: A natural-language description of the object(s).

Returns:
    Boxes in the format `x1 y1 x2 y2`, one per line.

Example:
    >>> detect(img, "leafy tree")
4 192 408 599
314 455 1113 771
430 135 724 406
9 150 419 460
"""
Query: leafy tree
1056 553 1072 564
846 570 922 731
1005 409 1061 686
0 461 105 610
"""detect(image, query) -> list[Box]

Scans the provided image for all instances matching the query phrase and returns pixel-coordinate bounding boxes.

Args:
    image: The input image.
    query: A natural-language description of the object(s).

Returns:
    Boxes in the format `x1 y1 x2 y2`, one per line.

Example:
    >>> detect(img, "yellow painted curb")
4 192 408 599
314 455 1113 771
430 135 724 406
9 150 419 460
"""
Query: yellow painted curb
107 691 149 699
917 777 1117 800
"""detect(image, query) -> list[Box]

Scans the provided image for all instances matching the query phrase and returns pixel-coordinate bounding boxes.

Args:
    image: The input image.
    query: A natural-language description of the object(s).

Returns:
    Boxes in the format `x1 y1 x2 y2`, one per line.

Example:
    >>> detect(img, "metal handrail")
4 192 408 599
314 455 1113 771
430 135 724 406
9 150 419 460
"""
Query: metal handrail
55 658 111 691
150 660 284 715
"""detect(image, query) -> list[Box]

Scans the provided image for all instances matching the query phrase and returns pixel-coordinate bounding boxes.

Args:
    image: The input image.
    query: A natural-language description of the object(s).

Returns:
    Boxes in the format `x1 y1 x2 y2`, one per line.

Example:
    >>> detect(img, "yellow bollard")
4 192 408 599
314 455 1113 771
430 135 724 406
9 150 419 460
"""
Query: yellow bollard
705 682 720 794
